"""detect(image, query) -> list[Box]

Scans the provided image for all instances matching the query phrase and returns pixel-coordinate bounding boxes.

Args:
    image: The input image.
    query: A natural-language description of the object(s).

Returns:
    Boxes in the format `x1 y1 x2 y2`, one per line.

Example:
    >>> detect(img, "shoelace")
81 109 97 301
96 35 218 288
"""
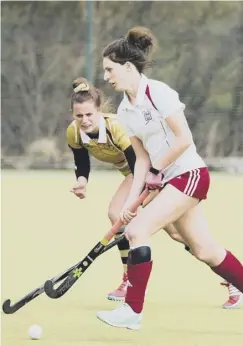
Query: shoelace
228 284 241 297
118 279 128 291
119 302 130 309
117 273 128 291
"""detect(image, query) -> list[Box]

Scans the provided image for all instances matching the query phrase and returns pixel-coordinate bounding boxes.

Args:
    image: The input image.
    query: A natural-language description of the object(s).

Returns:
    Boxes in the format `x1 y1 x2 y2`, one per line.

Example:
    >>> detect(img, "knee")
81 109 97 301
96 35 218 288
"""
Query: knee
168 231 180 241
128 246 151 264
125 222 140 242
125 222 147 243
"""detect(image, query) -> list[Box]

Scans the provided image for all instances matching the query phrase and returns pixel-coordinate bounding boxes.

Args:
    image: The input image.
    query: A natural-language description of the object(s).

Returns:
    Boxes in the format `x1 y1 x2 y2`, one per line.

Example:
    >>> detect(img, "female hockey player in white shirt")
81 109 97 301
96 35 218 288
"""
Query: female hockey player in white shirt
97 26 243 329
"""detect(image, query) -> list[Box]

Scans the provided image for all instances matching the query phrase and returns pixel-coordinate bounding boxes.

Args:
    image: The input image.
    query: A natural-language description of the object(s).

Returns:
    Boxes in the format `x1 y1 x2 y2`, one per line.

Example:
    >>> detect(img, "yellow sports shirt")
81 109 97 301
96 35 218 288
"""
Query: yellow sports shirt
66 114 132 176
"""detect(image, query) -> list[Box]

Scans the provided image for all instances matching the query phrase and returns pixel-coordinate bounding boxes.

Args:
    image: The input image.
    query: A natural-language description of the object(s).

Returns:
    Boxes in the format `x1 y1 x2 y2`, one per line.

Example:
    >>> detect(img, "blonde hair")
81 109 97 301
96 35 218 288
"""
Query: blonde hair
71 77 113 112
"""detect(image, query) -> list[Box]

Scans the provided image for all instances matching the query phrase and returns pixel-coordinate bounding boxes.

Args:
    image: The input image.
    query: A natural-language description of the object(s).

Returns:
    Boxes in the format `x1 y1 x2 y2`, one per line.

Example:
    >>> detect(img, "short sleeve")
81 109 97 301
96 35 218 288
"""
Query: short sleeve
66 122 82 149
117 105 135 138
149 81 185 119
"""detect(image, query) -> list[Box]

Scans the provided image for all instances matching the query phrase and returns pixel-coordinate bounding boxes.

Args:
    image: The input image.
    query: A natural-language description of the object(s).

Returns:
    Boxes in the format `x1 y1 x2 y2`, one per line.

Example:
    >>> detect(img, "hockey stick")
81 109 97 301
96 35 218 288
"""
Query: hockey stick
2 217 132 314
2 188 155 313
101 234 126 254
102 190 159 254
2 262 76 314
2 231 127 314
44 188 149 299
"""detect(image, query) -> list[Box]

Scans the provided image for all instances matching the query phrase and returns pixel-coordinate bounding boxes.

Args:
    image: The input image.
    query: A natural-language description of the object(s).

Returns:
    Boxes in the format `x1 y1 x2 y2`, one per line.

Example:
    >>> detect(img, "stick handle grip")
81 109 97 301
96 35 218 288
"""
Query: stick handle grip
104 188 149 242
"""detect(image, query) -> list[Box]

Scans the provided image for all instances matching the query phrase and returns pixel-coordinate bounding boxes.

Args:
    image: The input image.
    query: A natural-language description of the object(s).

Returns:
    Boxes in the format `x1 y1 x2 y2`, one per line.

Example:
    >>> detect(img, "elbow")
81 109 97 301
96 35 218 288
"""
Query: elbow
179 135 193 150
136 156 151 167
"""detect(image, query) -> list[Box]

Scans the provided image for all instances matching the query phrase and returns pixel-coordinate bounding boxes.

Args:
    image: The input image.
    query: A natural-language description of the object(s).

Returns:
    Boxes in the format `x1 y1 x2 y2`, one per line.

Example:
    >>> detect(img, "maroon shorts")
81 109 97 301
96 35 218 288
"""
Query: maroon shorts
166 167 210 200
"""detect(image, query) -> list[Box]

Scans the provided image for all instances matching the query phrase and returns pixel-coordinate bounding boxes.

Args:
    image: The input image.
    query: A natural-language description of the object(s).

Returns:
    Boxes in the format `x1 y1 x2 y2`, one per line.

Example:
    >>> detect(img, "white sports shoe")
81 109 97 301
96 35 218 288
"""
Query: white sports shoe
96 303 142 330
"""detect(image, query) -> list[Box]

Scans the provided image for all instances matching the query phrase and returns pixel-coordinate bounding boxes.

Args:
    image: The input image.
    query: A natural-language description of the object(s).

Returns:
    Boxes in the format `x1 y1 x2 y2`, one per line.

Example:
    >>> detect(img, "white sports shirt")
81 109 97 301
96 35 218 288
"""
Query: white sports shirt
117 74 206 182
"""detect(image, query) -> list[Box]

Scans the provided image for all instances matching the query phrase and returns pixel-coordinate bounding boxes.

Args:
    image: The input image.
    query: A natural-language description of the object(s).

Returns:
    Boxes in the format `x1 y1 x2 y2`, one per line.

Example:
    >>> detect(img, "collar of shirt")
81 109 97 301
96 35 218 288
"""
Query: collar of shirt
80 116 107 144
122 73 149 111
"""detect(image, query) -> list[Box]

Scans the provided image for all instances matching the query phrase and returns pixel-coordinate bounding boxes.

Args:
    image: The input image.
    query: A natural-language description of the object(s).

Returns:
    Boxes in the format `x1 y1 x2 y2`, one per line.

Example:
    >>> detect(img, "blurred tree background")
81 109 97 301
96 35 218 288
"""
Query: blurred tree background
1 1 243 169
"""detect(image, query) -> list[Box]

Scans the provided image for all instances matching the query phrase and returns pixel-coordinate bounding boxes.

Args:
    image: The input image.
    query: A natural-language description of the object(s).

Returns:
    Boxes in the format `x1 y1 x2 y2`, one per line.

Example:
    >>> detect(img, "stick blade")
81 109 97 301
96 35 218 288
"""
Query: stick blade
2 299 15 314
44 280 58 299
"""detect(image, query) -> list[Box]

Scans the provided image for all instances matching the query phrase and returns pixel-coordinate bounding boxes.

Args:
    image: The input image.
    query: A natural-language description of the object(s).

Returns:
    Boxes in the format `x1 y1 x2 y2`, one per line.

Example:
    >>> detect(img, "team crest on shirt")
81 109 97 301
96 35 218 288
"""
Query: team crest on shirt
143 110 152 124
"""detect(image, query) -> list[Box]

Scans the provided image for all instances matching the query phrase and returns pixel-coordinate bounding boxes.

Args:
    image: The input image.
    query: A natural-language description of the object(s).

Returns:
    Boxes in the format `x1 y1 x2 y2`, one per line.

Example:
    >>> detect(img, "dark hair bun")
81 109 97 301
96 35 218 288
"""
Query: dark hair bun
126 26 156 55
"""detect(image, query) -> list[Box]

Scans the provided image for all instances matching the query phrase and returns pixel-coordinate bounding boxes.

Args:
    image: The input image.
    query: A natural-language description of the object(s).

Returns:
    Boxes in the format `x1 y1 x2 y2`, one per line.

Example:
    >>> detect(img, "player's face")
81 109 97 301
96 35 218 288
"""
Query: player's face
73 100 100 134
103 57 130 92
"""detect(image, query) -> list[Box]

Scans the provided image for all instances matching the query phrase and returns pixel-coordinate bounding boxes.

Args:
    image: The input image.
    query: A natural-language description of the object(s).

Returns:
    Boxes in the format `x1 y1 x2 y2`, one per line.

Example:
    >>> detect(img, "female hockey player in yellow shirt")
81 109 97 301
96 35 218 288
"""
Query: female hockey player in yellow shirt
66 77 135 302
66 77 190 303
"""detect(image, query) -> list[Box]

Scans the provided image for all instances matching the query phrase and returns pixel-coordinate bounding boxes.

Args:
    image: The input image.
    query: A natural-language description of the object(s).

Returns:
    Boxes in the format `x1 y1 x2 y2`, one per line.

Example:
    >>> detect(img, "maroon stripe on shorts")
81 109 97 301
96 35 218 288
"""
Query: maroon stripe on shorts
167 167 210 200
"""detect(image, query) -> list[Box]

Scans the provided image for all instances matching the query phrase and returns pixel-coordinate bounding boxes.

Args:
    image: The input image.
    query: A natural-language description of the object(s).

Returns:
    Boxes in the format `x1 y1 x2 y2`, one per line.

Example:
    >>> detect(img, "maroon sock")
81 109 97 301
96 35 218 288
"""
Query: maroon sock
125 261 152 313
211 250 243 293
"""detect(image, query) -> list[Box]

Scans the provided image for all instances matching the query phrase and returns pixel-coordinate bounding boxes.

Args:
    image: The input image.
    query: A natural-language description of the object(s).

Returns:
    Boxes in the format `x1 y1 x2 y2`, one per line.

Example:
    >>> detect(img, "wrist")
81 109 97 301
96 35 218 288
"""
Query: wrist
126 192 140 204
149 166 161 175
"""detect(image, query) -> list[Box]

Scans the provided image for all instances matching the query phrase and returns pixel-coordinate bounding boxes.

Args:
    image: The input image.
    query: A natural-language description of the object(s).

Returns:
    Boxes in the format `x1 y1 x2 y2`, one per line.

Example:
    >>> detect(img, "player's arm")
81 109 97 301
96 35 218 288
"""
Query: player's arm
120 136 151 223
111 117 150 198
150 83 192 171
68 146 90 199
69 146 91 183
153 113 193 171
66 123 90 188
123 145 136 174
126 136 151 200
